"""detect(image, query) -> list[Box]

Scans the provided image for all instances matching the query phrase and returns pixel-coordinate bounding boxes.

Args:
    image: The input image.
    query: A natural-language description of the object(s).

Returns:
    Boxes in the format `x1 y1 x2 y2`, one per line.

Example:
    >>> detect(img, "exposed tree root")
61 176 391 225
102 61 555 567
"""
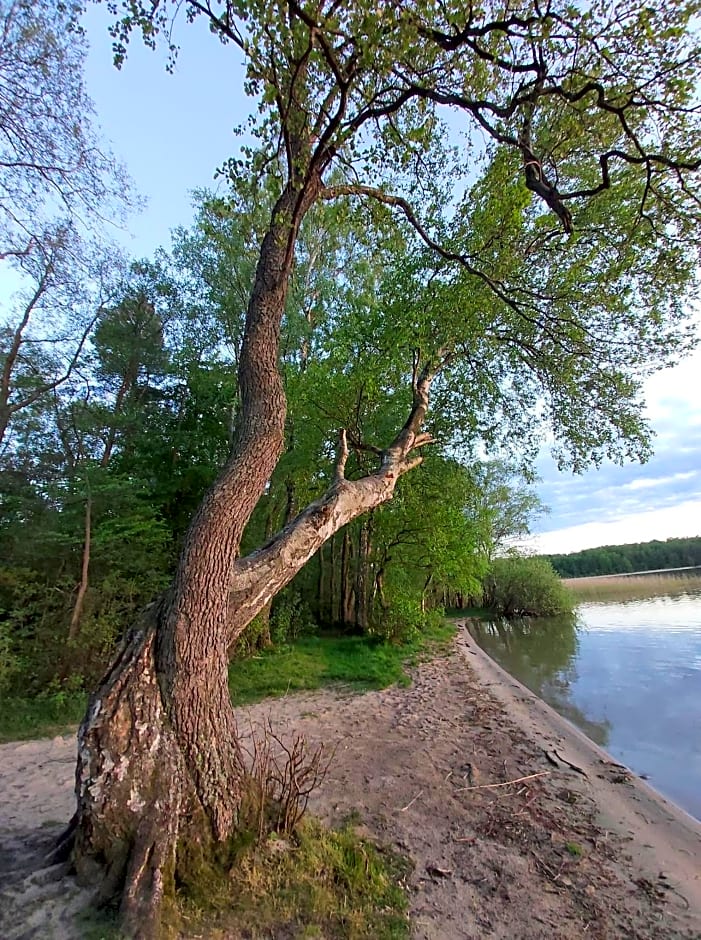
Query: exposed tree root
62 607 244 939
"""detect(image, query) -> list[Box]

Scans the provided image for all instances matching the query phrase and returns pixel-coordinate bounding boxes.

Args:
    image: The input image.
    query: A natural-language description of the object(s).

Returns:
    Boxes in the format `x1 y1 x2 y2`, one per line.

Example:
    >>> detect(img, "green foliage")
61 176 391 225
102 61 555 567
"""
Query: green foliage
545 537 701 578
0 617 20 697
6 0 701 742
269 590 318 645
484 555 574 618
179 818 410 939
0 470 172 694
371 596 430 645
0 686 86 743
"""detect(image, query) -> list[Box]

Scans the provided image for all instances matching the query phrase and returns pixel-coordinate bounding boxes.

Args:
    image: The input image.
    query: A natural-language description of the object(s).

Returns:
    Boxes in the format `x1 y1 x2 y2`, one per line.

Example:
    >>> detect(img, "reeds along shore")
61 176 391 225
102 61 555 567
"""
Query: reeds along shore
565 570 701 602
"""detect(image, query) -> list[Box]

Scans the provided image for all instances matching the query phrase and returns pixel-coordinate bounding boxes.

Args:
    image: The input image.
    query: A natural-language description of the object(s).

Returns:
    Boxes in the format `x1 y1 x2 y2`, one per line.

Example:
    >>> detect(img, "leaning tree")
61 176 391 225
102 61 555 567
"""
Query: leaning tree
54 1 700 934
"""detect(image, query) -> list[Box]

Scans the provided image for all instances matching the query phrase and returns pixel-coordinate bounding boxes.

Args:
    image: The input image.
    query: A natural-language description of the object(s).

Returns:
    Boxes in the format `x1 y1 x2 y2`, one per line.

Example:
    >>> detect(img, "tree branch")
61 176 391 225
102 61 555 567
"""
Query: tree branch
227 360 442 640
320 182 536 316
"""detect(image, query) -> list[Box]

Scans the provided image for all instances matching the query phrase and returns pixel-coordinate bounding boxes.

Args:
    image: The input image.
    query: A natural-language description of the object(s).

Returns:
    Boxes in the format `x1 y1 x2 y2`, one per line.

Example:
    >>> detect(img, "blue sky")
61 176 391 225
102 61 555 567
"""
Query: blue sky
529 351 701 553
83 5 247 256
82 7 701 556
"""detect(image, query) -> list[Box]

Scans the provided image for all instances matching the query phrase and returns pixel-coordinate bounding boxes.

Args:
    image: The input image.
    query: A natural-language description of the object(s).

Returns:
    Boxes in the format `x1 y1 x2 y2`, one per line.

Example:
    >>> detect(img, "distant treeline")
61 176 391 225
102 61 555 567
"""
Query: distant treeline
543 537 701 578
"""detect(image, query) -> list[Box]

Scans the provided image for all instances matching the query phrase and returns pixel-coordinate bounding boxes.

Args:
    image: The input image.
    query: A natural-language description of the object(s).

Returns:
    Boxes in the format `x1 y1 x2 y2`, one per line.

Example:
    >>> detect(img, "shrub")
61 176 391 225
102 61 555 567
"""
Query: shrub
269 589 318 644
484 555 574 617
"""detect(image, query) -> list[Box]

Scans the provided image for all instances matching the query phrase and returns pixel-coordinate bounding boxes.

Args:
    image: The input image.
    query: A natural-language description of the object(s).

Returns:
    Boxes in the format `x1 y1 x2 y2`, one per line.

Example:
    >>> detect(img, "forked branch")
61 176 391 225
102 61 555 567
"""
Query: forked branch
227 357 443 640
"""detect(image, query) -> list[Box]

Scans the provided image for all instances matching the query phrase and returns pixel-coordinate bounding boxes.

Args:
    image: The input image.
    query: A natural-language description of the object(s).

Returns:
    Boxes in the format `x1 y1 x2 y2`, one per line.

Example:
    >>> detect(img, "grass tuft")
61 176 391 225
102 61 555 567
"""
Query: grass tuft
179 817 411 939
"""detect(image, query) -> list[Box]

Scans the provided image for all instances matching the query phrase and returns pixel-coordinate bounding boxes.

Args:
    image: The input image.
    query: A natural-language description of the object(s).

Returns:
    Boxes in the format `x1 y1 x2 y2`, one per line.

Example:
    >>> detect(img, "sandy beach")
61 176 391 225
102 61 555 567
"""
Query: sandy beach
1 625 700 938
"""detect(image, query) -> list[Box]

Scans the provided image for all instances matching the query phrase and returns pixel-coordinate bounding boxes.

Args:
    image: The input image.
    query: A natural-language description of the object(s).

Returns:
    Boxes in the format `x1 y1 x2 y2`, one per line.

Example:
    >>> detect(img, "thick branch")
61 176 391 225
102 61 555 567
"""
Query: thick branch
227 362 440 640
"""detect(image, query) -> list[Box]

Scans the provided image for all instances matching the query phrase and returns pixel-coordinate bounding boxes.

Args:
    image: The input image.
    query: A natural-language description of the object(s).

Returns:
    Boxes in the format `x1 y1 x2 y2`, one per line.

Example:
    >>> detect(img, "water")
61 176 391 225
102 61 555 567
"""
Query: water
467 581 701 821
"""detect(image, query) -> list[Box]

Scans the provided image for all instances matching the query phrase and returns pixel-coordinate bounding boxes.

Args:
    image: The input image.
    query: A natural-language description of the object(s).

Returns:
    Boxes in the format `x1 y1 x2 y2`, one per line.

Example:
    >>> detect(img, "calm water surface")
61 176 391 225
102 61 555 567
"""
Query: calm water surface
468 584 701 821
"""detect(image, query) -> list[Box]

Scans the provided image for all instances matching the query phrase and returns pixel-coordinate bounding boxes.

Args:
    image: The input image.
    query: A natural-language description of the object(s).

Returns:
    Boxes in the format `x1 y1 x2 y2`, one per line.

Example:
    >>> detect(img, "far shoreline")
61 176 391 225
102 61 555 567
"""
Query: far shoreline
564 565 701 583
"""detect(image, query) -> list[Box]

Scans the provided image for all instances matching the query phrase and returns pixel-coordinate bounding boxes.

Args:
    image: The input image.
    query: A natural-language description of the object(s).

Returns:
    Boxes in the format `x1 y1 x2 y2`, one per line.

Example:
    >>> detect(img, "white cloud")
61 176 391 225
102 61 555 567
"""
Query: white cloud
526 499 701 555
531 328 701 554
622 471 698 492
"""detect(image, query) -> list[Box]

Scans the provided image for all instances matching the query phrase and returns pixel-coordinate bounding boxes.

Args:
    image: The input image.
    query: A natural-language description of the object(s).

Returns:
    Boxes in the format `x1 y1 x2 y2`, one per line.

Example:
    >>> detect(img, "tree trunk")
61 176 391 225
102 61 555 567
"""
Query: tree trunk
62 417 435 937
421 573 433 614
331 533 340 624
68 491 92 642
318 542 327 623
62 166 439 936
63 181 315 936
355 518 371 632
341 528 356 627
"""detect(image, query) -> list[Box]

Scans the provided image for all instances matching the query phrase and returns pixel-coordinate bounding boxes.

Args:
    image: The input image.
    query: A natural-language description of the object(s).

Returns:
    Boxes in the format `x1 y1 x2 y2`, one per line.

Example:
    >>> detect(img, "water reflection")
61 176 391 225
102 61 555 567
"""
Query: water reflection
467 581 701 821
468 616 611 746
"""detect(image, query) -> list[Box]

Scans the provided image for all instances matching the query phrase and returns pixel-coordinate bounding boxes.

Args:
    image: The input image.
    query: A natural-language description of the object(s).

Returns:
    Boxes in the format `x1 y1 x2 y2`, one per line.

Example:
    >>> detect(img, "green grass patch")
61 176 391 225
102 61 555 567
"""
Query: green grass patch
179 817 411 939
0 620 457 742
0 691 86 743
229 620 456 706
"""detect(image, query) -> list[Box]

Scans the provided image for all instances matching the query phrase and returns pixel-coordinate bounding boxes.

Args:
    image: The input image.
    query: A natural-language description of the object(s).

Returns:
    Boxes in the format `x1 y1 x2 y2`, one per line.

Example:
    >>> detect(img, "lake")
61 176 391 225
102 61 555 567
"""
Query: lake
467 573 701 822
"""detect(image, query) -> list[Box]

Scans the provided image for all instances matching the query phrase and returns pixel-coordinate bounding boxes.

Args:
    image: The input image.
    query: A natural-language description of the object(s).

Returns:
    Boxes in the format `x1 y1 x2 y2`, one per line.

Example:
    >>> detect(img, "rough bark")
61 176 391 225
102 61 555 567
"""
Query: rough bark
65 181 319 936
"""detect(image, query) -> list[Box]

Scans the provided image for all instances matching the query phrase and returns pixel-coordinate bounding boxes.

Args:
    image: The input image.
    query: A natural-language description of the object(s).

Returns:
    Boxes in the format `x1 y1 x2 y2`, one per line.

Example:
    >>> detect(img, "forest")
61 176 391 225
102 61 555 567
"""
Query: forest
0 189 550 703
544 536 701 578
2 0 701 936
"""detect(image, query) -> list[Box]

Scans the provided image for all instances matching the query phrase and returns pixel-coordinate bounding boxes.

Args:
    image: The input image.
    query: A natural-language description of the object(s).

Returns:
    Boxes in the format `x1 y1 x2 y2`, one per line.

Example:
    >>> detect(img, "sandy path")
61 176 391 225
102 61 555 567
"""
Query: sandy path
1 627 700 938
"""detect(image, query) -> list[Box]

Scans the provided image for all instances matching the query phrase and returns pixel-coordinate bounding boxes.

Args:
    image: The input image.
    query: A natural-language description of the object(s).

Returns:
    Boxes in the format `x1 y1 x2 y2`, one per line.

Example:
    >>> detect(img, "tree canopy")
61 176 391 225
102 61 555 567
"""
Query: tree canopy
545 536 701 578
2 2 701 936
110 0 701 471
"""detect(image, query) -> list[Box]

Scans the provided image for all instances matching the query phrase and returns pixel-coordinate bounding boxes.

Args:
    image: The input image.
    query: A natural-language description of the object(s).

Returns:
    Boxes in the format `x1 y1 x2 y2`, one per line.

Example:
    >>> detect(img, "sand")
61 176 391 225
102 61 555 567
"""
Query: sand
1 624 700 938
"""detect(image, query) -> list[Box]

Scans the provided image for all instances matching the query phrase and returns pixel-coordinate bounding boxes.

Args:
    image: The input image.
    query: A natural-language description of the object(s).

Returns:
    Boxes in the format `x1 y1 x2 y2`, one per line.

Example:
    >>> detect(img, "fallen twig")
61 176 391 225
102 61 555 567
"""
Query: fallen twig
399 789 424 812
455 771 551 793
531 849 558 881
513 793 539 817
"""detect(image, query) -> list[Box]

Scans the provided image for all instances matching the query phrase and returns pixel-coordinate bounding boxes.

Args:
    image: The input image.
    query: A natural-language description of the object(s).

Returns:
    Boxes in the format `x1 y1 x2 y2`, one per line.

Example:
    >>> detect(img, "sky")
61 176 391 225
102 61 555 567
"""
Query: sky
81 7 701 556
528 351 701 554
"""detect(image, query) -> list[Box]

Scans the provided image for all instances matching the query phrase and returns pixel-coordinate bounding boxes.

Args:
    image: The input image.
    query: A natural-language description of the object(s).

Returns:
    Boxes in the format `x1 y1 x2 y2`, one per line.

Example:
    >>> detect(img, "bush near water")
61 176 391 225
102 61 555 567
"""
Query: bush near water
483 555 575 618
